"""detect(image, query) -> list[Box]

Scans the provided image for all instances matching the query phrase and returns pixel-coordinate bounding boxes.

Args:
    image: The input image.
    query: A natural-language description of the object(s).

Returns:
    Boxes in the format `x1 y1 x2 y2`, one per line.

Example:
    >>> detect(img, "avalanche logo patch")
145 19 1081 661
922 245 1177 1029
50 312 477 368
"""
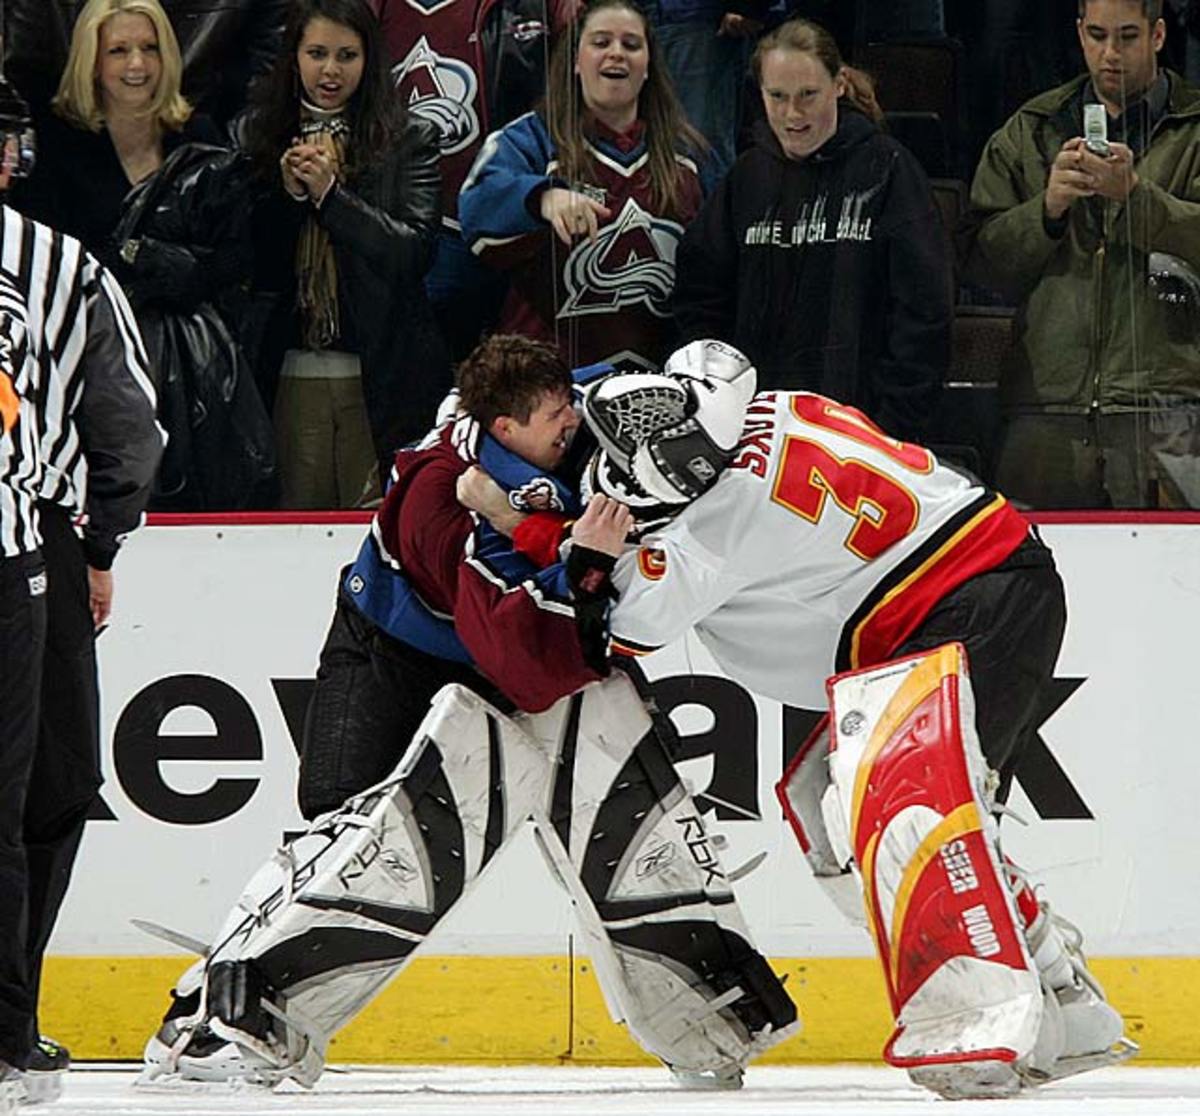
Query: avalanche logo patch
509 476 563 513
637 547 667 581
392 36 480 156
559 198 682 319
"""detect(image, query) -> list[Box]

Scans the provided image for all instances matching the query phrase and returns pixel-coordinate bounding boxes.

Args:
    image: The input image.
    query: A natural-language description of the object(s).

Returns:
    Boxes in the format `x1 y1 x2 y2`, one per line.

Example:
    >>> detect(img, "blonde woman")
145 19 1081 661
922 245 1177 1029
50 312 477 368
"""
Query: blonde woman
20 0 221 259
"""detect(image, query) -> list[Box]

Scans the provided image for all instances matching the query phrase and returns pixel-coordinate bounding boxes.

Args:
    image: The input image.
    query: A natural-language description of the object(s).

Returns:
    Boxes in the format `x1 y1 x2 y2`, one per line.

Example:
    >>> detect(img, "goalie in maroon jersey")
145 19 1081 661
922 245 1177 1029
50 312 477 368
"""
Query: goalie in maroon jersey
457 338 1136 1100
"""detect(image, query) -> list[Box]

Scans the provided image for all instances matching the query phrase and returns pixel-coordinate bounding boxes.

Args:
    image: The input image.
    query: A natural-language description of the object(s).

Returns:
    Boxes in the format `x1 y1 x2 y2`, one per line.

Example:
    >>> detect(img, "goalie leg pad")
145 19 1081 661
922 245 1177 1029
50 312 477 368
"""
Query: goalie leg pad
776 714 866 929
521 672 798 1078
147 682 557 1086
146 674 797 1087
822 643 1042 1093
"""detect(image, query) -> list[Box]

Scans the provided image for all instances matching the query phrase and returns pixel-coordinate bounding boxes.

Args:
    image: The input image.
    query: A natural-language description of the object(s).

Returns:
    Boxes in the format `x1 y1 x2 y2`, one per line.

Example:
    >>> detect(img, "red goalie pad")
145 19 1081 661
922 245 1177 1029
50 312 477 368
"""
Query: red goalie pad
823 643 1042 1070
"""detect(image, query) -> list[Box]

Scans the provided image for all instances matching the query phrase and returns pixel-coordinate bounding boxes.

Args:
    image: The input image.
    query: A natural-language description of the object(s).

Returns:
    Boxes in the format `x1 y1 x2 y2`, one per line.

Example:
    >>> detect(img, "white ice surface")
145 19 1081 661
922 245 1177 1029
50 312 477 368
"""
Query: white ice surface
40 1064 1200 1116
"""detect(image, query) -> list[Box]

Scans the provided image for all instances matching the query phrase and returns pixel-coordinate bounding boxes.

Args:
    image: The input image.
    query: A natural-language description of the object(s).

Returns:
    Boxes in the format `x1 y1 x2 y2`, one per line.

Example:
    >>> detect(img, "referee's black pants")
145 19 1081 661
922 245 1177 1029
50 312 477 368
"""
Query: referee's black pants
0 548 46 1069
23 505 103 1044
897 531 1067 802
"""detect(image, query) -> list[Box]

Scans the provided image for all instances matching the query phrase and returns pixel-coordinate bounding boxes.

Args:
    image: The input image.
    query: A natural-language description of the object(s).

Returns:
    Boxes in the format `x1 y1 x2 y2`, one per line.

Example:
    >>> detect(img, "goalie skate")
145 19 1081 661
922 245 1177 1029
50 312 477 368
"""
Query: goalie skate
1010 879 1137 1086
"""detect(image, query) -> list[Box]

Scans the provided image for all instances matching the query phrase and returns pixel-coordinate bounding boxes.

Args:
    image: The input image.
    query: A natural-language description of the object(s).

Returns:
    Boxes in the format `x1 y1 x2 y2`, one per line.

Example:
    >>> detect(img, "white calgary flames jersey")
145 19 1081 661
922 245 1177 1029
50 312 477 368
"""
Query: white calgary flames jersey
609 392 1031 709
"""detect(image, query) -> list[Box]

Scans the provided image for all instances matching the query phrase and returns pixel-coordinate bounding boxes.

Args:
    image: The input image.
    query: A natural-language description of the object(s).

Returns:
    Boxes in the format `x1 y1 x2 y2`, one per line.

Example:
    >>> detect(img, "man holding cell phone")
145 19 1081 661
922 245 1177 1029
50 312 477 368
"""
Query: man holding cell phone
963 0 1200 511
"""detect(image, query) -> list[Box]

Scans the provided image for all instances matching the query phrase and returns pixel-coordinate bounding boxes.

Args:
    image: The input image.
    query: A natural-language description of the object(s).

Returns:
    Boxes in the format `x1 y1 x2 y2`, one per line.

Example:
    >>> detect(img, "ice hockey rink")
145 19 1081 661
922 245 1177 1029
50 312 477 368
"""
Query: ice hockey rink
41 1064 1200 1116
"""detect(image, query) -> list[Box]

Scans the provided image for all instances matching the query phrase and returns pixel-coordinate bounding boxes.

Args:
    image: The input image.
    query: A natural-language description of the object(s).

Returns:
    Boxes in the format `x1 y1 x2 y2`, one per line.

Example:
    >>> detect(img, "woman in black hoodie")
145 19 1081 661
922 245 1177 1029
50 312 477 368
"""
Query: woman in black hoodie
673 18 950 442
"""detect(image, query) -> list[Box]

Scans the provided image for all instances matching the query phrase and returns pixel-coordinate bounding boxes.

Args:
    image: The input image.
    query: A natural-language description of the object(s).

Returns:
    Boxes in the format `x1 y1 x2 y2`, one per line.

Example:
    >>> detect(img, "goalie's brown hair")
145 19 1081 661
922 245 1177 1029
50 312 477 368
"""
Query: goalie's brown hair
457 335 573 428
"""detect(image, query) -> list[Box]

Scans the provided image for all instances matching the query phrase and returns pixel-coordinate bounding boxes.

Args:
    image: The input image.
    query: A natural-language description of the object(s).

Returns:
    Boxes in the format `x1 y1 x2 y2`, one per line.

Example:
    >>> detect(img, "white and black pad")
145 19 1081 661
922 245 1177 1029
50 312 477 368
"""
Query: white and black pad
152 672 796 1086
775 714 866 929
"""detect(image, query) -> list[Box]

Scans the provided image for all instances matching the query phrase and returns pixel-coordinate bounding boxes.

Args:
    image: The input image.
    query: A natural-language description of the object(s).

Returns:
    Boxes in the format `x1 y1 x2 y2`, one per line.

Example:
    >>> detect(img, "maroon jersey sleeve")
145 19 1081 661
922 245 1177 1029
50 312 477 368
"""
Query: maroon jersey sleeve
395 454 603 712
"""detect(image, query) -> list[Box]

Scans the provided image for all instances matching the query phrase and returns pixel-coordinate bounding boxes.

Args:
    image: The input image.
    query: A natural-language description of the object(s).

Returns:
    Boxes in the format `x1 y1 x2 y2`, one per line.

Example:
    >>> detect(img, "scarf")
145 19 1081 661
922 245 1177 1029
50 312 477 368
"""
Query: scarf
296 100 350 349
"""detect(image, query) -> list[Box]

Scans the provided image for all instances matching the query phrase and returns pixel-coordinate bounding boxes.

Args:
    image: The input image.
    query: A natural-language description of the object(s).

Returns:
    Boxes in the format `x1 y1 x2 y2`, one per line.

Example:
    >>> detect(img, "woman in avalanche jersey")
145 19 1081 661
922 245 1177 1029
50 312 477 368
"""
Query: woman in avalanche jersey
458 0 710 372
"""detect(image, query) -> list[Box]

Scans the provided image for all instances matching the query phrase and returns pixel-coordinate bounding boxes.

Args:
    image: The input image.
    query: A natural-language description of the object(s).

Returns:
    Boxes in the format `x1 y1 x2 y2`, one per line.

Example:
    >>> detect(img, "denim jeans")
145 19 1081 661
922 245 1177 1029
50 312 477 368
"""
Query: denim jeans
424 229 510 362
655 17 750 180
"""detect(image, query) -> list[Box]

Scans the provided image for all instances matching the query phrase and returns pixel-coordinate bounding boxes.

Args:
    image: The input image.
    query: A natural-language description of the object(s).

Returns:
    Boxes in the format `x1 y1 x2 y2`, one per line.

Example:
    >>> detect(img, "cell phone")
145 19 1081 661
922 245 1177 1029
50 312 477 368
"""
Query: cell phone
1084 103 1111 156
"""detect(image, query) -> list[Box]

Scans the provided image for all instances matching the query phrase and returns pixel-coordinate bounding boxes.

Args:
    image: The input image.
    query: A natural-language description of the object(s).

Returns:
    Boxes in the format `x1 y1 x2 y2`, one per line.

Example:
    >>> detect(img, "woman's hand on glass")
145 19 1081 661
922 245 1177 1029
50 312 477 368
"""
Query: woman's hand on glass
539 187 611 246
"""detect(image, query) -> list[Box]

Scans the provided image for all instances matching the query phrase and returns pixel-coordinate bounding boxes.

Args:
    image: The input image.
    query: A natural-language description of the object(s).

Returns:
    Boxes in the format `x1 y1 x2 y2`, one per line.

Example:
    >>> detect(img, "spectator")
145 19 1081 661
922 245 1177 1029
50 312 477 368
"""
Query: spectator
963 0 1200 508
13 0 222 262
370 0 578 361
3 1 288 132
459 0 709 372
9 0 272 512
649 0 764 180
243 0 447 509
673 18 950 442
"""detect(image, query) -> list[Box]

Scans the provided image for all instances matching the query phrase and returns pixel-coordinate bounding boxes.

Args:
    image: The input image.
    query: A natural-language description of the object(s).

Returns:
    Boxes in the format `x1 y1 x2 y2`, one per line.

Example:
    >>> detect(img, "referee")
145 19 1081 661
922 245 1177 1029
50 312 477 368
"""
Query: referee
0 80 162 1107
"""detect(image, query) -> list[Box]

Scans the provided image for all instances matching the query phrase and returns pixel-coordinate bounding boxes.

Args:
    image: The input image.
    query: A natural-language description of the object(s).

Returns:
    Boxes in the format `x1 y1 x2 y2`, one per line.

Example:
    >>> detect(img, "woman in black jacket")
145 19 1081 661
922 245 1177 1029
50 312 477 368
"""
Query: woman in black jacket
673 18 951 443
245 0 446 508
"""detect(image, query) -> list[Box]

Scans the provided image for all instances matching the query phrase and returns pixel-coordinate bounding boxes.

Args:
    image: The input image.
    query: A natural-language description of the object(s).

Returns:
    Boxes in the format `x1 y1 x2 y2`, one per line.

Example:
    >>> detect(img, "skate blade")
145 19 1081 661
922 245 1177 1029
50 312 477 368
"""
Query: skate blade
1021 1036 1140 1086
22 1068 65 1104
134 1068 274 1093
130 918 209 956
1 1079 24 1116
670 1066 744 1091
908 1058 1022 1100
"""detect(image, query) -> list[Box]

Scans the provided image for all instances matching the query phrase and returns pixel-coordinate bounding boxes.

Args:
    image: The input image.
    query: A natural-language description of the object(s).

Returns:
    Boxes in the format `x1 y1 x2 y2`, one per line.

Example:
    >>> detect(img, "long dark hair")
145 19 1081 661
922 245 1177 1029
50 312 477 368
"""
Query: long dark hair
543 0 706 217
245 0 403 183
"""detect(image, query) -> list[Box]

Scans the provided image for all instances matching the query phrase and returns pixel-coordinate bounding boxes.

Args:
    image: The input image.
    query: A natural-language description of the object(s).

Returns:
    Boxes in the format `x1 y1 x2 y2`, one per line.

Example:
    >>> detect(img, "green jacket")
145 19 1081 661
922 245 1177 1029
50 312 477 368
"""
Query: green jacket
965 72 1200 414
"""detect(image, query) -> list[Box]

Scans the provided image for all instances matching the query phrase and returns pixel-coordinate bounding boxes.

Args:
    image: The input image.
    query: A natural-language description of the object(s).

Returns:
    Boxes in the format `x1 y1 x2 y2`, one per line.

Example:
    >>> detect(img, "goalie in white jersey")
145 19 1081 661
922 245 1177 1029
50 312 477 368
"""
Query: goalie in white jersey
459 339 1136 1101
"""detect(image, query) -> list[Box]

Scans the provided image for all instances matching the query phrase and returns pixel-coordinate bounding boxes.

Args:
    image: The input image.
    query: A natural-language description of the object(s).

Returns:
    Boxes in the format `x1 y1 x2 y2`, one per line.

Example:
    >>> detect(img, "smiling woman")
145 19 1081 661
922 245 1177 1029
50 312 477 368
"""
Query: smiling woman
16 0 222 257
458 0 710 374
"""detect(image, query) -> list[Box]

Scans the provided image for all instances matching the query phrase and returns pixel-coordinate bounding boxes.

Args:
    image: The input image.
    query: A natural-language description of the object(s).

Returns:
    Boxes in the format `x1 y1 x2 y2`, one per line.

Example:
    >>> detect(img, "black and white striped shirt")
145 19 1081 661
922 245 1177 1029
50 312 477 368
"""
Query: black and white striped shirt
0 270 39 555
0 204 162 563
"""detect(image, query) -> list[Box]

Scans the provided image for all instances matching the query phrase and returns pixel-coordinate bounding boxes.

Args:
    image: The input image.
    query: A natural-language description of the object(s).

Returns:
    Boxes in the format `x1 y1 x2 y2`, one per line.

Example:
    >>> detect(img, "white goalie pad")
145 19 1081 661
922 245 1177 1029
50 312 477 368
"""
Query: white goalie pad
775 715 866 929
811 645 1043 1094
144 672 796 1088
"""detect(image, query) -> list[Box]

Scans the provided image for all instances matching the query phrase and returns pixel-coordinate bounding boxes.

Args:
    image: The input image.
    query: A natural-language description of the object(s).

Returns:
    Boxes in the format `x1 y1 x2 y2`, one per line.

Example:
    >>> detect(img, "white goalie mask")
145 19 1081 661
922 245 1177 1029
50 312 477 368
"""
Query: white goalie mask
581 340 757 512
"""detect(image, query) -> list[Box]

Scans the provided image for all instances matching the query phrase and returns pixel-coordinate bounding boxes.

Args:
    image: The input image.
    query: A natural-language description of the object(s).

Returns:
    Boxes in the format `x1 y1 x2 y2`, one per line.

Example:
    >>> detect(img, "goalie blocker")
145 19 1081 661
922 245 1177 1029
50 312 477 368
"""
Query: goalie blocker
777 643 1134 1100
143 671 797 1088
